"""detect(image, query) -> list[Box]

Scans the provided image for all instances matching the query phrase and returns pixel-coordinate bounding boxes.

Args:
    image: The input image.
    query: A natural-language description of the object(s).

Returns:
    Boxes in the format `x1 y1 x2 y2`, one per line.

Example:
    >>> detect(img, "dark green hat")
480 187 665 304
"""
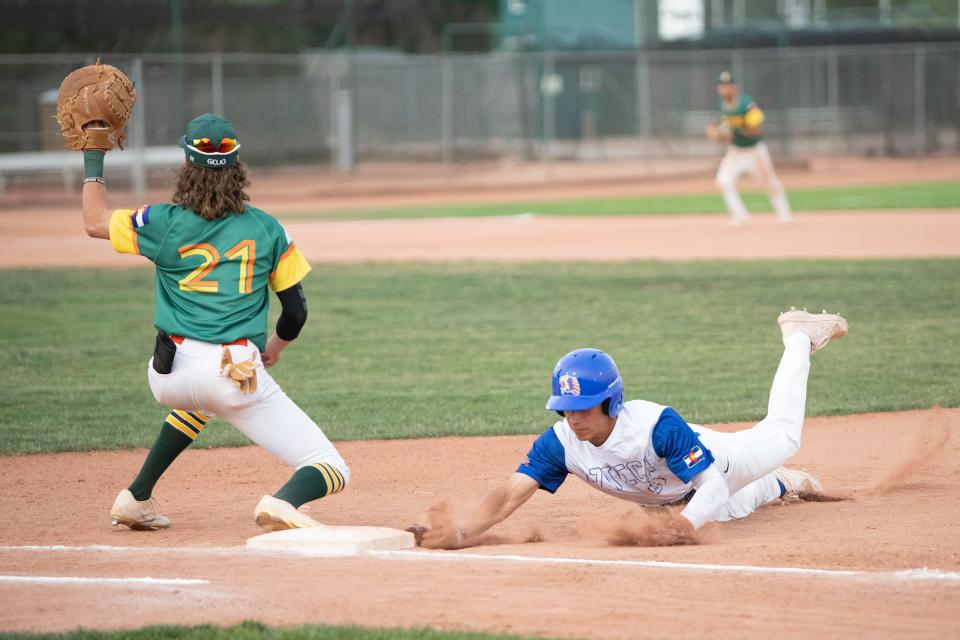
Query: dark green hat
717 70 735 84
178 113 241 168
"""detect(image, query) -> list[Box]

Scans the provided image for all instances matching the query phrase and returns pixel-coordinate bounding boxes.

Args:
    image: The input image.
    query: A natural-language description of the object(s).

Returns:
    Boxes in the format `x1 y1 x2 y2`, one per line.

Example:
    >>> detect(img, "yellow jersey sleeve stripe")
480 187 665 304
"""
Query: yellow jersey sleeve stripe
108 209 140 256
165 415 198 440
269 244 311 292
172 410 206 430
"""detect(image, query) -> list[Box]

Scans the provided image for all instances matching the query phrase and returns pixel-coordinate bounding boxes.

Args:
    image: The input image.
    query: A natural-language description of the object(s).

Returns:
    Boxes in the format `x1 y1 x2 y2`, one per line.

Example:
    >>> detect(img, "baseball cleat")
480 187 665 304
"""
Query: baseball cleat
777 308 848 354
775 466 824 500
254 494 324 532
110 489 171 530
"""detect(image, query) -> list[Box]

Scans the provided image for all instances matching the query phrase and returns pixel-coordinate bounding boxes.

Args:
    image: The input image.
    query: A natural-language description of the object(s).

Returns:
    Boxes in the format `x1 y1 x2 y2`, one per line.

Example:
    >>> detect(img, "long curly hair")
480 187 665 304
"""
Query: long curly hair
172 162 251 220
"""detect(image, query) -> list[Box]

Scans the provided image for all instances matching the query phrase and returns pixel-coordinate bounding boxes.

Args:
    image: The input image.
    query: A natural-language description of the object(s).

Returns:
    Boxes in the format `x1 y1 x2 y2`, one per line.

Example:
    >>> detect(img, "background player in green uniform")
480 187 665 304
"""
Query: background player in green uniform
707 71 793 226
79 113 349 532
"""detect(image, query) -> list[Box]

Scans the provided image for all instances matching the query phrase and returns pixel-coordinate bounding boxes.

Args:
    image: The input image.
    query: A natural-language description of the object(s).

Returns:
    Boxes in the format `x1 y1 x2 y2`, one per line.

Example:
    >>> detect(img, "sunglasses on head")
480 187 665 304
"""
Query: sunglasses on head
189 137 239 154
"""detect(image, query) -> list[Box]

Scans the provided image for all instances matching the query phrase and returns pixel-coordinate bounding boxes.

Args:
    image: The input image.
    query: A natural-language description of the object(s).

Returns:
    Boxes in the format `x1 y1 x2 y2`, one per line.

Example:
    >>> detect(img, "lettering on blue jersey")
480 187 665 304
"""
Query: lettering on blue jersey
588 465 622 490
683 446 704 468
559 375 580 396
131 205 151 229
590 459 666 494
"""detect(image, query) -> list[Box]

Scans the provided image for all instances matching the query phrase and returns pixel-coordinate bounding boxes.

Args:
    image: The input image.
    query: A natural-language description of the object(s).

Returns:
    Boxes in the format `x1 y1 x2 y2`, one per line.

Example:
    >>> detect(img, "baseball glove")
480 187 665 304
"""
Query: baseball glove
220 348 259 395
56 60 136 151
705 122 731 143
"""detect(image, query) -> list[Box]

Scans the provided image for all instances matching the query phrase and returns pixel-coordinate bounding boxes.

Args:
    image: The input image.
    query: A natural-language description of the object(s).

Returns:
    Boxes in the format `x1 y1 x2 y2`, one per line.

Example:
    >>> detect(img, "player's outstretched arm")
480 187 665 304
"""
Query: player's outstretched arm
413 472 539 549
679 466 729 530
81 150 111 239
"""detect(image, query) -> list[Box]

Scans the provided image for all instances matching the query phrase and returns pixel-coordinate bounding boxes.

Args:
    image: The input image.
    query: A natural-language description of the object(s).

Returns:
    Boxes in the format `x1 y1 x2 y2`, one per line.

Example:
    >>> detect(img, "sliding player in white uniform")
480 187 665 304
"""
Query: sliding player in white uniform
707 71 793 226
413 309 847 548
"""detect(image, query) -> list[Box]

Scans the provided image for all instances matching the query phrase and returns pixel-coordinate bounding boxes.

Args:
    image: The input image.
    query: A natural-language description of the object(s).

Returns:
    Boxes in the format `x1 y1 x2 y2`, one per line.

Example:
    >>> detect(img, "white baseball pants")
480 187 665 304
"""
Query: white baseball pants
715 141 792 223
697 332 812 521
147 338 349 481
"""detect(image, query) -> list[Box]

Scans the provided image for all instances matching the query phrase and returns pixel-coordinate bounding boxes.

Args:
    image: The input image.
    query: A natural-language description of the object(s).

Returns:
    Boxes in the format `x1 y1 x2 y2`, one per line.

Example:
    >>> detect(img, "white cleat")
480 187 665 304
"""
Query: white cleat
110 489 171 530
729 215 751 228
254 495 324 532
777 308 848 354
775 466 824 500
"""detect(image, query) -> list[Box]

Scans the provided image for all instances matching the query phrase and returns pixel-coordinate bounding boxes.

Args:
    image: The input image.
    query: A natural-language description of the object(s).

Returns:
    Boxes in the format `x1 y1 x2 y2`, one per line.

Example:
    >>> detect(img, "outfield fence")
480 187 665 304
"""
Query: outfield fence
1 42 958 184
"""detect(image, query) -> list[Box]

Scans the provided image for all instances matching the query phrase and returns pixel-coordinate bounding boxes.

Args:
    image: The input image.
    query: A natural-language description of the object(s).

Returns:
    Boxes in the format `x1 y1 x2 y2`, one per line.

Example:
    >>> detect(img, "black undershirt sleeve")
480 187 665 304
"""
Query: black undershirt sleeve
275 283 308 341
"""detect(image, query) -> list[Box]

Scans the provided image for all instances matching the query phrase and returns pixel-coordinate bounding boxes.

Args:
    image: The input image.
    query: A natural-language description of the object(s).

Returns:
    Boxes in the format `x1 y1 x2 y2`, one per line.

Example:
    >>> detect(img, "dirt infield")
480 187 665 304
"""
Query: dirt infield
2 156 958 637
3 210 959 267
0 408 958 638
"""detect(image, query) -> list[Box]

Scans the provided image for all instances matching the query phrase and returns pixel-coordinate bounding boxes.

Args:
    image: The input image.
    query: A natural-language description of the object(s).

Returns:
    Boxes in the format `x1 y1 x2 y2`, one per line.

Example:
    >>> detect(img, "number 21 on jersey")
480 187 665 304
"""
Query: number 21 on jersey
178 240 256 294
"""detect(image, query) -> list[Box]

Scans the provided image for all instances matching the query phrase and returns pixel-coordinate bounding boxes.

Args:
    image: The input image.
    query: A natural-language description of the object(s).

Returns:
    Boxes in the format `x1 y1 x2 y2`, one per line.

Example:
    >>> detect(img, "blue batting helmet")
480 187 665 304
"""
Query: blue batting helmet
545 348 624 417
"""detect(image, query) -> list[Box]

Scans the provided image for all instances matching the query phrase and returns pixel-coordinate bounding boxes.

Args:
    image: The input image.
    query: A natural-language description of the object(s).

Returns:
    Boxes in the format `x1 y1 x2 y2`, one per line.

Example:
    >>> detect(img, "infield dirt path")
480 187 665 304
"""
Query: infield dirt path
2 210 959 267
1 408 958 638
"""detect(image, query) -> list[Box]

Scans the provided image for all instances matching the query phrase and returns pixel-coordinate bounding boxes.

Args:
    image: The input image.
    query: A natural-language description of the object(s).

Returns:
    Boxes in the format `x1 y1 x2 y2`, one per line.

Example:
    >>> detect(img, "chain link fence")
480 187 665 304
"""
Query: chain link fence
1 42 957 184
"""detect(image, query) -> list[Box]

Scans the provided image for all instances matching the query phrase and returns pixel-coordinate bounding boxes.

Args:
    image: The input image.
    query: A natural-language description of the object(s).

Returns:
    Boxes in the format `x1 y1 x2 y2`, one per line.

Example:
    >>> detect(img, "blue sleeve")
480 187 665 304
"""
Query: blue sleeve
650 407 715 483
516 428 568 493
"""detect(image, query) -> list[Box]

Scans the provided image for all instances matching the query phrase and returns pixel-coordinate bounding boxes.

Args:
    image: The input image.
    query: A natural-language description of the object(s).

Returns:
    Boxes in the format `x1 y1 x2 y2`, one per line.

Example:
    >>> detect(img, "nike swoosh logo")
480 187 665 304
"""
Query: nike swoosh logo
723 461 731 473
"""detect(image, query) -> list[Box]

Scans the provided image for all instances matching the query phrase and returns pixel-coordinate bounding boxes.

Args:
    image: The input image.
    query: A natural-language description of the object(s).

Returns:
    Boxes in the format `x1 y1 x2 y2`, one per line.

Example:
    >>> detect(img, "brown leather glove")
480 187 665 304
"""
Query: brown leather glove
56 60 136 151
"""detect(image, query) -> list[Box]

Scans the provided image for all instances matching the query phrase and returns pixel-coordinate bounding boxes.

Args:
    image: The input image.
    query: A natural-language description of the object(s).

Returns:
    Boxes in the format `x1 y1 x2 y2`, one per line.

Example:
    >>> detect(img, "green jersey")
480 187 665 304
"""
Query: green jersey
109 203 311 350
719 94 765 148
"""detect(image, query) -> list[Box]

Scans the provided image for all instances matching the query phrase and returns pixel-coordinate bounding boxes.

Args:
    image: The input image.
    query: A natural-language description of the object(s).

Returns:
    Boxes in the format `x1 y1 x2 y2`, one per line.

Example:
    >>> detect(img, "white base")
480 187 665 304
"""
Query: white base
246 526 415 557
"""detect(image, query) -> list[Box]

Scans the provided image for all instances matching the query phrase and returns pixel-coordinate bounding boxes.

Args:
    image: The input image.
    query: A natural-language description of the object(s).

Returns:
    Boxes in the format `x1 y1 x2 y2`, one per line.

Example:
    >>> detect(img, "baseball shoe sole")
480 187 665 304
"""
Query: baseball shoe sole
776 466 824 501
254 494 323 532
110 489 170 530
777 308 848 354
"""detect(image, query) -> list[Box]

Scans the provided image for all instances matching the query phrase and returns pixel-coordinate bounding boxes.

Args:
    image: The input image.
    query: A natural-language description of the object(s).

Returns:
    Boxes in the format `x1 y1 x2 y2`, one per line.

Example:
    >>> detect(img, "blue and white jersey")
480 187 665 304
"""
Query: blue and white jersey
516 400 715 506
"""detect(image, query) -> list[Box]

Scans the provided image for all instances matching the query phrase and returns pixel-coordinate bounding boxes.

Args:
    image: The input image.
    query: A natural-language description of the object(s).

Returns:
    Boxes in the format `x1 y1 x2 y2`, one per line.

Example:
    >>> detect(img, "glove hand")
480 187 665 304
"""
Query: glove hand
57 60 136 151
219 348 259 394
705 123 730 143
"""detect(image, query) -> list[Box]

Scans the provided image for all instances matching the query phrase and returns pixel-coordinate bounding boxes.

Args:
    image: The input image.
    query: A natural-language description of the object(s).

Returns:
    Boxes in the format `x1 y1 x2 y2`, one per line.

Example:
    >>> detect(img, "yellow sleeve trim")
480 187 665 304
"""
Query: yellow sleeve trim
744 106 764 128
269 244 311 292
108 209 139 255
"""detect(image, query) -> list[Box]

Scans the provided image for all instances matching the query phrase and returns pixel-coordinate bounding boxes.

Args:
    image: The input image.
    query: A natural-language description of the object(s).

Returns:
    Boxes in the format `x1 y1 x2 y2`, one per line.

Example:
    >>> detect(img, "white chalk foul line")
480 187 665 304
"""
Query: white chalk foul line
369 550 960 583
0 575 208 587
2 544 958 584
0 544 244 555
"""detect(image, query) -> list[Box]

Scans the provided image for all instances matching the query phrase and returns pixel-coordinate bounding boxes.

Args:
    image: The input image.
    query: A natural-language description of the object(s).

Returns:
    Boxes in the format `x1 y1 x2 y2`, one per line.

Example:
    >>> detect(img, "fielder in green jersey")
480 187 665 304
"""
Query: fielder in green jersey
81 112 349 533
718 93 764 148
708 71 792 225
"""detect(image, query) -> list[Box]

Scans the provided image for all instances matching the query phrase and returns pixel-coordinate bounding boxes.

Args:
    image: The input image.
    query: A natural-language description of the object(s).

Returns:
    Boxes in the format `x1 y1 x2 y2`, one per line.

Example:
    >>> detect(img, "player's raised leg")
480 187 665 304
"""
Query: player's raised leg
717 309 847 496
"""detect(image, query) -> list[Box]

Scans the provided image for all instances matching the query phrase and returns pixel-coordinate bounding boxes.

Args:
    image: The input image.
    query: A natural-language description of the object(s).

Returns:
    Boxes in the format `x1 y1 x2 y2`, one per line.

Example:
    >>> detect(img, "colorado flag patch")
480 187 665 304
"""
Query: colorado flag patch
683 446 704 468
131 205 151 229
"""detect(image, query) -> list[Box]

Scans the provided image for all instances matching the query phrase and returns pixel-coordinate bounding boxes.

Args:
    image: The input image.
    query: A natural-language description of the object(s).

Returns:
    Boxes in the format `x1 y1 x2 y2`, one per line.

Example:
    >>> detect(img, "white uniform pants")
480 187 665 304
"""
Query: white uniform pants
715 141 792 222
697 332 811 520
147 338 349 482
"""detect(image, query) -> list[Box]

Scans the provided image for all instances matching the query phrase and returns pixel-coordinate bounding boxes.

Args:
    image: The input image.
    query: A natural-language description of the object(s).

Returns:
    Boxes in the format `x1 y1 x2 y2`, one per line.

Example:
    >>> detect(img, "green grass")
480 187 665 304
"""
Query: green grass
1 260 958 455
280 181 960 220
0 621 546 640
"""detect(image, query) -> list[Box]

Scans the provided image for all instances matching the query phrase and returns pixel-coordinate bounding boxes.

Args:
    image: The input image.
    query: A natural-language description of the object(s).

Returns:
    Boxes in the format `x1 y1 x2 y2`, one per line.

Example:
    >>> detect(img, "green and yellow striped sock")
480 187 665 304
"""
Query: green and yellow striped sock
273 463 346 508
128 410 209 501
